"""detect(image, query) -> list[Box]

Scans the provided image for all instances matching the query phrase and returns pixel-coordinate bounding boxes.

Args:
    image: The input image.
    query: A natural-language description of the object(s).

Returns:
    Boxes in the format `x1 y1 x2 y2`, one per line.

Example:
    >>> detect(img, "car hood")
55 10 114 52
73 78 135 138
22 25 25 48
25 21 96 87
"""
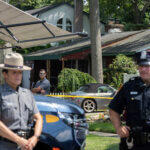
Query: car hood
34 94 84 115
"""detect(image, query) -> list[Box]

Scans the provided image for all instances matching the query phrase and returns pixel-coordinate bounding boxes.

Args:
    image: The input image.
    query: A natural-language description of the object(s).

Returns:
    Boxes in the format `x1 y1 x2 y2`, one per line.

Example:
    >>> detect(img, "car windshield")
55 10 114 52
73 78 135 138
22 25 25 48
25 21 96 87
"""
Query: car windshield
77 85 89 92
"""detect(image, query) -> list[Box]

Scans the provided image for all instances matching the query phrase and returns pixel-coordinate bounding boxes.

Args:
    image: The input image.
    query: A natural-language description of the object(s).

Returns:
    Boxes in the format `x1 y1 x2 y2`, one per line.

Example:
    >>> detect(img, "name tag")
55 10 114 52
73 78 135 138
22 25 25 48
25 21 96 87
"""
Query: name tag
130 91 138 95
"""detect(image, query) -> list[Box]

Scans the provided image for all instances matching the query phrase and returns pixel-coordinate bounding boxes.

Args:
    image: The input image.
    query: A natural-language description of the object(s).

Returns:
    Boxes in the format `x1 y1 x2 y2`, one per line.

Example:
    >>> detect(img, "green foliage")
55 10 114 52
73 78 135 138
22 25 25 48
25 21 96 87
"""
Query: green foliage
14 43 52 55
124 23 149 31
88 121 116 133
10 0 73 10
0 40 5 46
57 68 97 92
99 0 150 25
10 0 45 10
104 54 137 89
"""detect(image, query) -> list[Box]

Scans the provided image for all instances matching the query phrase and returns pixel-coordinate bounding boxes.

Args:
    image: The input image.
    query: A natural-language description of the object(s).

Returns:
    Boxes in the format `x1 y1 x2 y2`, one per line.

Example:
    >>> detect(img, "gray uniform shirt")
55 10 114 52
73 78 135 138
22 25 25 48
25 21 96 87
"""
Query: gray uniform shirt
0 83 39 131
34 78 50 94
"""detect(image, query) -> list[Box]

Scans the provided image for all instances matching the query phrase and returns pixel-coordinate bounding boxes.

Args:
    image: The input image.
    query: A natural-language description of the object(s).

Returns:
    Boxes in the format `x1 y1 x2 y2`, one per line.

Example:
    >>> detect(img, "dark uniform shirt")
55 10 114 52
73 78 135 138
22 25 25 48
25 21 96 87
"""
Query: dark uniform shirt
0 83 39 131
109 77 150 127
34 78 50 94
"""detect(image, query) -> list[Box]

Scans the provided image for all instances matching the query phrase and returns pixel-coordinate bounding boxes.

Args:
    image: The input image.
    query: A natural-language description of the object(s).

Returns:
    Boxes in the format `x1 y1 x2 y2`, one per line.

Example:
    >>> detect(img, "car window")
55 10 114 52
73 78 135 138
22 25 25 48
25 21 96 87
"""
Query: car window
97 86 114 93
78 85 89 92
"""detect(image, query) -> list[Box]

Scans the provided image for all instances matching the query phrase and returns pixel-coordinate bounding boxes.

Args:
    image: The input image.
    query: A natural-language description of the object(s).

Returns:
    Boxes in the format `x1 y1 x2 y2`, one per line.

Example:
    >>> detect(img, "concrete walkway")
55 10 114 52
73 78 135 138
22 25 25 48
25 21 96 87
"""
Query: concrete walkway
89 131 119 137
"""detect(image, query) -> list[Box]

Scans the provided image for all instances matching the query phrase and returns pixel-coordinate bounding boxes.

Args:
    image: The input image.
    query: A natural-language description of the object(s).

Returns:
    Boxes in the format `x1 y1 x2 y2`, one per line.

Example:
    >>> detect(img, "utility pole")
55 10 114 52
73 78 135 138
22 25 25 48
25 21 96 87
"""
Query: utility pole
90 0 103 83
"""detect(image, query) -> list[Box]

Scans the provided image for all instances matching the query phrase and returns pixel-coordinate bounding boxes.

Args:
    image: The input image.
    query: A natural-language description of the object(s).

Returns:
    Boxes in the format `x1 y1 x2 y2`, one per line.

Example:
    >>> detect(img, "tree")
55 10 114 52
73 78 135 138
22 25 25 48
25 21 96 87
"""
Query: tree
57 68 97 92
90 0 103 83
74 0 83 32
104 54 137 89
99 0 150 24
9 0 73 10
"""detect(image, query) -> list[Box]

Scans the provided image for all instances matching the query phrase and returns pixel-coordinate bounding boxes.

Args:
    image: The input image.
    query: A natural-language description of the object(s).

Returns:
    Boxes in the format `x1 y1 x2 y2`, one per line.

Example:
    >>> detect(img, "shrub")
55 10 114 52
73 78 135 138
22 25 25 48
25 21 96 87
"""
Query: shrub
104 54 137 89
124 23 149 31
57 68 97 92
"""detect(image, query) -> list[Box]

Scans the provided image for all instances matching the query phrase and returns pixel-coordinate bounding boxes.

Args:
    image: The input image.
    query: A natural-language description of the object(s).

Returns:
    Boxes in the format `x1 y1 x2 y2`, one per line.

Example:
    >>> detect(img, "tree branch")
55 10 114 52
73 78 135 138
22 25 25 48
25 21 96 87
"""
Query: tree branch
141 2 150 19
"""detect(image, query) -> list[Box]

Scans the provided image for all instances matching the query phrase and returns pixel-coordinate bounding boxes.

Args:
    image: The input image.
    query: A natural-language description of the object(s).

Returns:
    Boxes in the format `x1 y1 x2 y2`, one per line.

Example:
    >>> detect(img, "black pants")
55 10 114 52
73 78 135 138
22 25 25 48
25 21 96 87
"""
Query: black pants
120 138 150 150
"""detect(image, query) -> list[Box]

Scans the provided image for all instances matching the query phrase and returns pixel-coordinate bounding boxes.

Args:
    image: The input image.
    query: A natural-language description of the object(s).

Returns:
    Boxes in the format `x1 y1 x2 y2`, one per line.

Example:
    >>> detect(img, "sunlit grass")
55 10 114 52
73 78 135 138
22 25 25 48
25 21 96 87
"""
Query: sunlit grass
85 134 119 150
88 121 116 133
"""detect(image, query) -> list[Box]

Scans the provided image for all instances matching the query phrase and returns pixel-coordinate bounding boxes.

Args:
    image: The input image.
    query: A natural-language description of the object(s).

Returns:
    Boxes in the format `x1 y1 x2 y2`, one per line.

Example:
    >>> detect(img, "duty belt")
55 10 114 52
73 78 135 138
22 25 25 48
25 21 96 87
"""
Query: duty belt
14 130 30 139
0 130 30 144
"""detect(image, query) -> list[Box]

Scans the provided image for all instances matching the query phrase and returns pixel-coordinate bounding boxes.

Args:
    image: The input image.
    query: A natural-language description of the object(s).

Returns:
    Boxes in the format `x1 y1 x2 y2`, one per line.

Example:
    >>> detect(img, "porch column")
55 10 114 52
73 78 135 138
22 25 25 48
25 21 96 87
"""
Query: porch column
46 60 51 81
75 59 78 69
62 58 65 69
0 42 12 84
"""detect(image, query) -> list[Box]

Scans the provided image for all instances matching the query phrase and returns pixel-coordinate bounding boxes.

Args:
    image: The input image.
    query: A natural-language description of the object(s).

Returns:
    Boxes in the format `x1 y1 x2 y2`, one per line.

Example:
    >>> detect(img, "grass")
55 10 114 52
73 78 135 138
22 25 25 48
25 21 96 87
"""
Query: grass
85 134 119 150
88 121 116 133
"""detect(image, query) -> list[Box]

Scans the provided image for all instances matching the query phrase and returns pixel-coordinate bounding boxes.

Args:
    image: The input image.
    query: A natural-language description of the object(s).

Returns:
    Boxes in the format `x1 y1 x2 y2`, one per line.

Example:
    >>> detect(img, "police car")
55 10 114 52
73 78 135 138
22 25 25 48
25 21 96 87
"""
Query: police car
34 95 88 150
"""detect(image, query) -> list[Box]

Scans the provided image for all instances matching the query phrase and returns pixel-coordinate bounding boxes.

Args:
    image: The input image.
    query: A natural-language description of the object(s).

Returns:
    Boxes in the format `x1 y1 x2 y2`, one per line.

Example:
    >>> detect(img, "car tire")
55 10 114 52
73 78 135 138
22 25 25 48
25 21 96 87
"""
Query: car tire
82 99 96 113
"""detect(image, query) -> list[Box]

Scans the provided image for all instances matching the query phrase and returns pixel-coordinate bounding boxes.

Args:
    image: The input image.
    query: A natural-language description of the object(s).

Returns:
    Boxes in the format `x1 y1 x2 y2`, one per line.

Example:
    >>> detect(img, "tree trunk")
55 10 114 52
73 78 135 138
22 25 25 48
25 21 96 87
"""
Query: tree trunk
74 0 83 32
90 0 103 83
132 0 140 23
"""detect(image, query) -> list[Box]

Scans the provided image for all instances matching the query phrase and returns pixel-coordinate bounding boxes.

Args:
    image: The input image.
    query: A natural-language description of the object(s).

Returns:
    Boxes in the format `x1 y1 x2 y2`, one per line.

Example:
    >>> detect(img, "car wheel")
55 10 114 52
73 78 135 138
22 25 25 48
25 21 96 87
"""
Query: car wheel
82 99 96 113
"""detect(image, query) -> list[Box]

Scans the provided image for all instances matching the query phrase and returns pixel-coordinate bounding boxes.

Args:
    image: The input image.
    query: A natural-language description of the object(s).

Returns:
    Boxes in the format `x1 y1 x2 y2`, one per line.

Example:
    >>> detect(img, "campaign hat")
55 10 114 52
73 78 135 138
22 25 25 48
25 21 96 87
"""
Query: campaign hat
0 52 31 70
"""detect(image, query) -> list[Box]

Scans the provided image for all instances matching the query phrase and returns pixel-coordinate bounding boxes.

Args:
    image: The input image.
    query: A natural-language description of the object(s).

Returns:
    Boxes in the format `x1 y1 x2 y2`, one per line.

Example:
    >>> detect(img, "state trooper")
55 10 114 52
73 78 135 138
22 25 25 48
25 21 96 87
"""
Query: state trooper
109 49 150 150
0 52 43 150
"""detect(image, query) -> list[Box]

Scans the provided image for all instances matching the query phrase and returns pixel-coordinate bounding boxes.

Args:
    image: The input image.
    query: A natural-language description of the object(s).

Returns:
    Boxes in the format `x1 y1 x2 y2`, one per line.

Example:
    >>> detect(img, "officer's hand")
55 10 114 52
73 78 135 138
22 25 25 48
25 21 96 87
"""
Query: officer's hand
116 126 130 138
16 137 29 150
27 136 38 150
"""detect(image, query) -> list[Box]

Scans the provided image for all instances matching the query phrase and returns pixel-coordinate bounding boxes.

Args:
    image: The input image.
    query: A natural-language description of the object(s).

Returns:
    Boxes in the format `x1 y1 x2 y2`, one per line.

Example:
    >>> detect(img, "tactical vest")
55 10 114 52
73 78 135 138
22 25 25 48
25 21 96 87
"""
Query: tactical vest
125 77 150 127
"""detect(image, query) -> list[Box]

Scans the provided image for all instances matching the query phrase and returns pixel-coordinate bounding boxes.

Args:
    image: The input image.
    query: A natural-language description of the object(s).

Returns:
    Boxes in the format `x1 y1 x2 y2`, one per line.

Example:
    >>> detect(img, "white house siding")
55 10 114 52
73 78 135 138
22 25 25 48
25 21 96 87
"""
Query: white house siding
83 15 90 34
83 15 105 36
101 23 105 35
33 4 105 35
38 4 74 31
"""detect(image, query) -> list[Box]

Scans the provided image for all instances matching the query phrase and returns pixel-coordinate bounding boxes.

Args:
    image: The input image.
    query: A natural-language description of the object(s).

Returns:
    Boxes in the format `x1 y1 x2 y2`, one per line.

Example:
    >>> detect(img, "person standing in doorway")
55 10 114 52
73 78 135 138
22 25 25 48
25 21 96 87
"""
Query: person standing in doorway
32 69 50 95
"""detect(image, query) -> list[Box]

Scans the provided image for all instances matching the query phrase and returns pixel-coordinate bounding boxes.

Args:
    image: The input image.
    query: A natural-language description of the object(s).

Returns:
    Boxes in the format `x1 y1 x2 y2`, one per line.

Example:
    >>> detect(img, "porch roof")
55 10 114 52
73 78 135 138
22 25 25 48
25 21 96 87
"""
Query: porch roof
24 30 143 60
0 0 81 49
103 29 150 56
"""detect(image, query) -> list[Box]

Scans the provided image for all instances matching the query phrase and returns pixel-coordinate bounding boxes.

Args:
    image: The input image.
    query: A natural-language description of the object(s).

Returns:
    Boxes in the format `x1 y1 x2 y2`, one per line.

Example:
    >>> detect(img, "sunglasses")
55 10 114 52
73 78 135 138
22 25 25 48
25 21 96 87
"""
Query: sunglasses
39 72 45 75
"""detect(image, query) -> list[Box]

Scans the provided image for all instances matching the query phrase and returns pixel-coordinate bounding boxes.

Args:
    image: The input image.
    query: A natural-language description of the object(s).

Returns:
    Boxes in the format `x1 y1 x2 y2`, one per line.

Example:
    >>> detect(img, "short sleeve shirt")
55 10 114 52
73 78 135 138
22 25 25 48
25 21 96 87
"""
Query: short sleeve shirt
109 77 150 126
35 78 50 94
109 77 143 114
109 84 127 114
0 83 39 130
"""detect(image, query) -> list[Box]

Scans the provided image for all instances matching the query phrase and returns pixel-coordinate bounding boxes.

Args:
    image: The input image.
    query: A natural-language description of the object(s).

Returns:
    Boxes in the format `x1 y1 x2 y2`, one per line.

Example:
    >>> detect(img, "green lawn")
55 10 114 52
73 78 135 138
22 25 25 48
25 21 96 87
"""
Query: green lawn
85 134 120 150
88 121 116 133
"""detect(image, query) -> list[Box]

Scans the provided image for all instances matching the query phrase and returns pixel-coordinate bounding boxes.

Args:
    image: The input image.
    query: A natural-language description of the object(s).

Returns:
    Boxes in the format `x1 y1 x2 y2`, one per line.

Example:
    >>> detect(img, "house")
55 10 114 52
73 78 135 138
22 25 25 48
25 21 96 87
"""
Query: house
27 3 106 35
24 30 145 88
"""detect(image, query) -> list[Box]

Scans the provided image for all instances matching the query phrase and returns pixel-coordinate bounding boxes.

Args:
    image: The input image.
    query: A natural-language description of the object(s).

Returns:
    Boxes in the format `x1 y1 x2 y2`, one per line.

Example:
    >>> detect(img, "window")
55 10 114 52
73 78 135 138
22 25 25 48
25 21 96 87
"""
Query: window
66 18 72 32
97 86 114 93
78 85 89 92
57 18 72 32
65 60 75 68
78 60 88 73
57 18 63 29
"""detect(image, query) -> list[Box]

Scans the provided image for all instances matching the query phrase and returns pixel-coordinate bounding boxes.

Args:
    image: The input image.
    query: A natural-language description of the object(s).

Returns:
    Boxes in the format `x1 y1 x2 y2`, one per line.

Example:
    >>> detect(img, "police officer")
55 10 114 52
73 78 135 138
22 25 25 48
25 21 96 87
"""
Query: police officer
109 49 150 150
0 52 43 150
31 69 50 95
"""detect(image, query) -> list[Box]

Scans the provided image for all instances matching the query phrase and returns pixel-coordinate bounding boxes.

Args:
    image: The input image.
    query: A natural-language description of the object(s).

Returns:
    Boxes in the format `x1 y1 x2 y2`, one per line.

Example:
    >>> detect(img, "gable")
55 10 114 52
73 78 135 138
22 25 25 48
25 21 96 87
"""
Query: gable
38 4 74 26
28 3 105 34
